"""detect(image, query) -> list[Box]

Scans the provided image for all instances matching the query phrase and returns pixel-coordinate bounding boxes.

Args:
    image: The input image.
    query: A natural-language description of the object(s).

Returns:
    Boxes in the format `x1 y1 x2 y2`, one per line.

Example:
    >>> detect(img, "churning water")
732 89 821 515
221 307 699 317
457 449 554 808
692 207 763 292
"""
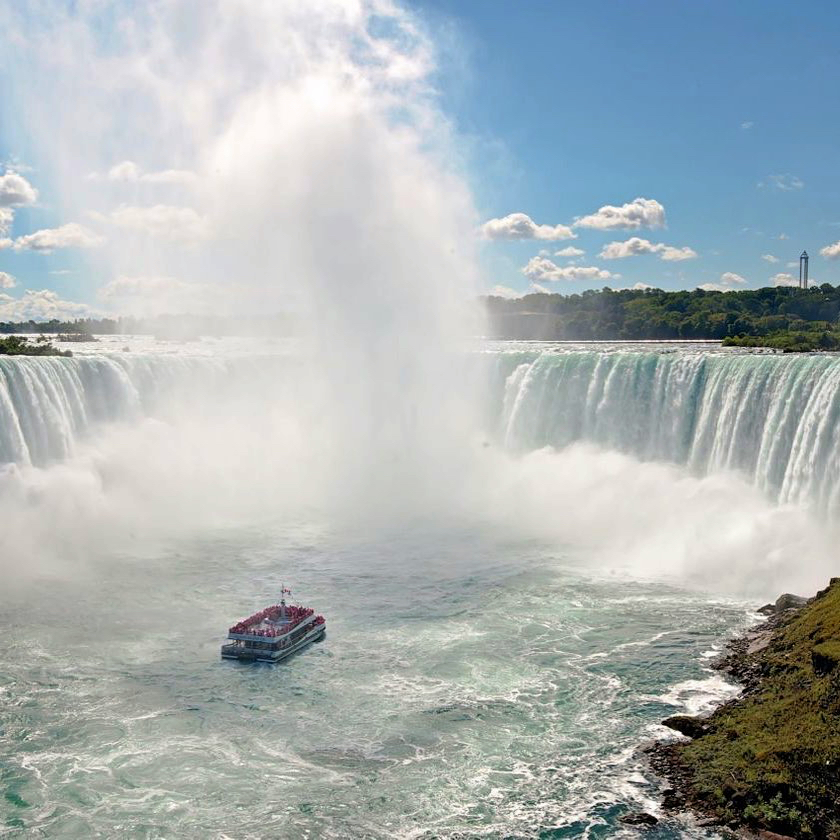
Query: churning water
1 339 837 838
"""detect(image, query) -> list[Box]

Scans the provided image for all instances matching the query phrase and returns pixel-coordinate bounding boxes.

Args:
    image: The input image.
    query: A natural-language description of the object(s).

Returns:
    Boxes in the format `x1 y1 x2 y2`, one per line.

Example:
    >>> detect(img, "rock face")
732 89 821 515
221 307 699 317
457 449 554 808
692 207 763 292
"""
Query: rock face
619 812 659 826
647 580 840 839
661 715 708 739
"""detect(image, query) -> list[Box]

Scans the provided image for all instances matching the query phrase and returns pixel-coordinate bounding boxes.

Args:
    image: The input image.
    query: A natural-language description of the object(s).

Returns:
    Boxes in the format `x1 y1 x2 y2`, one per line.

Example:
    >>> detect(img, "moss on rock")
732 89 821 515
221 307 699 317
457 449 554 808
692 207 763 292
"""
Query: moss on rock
652 579 840 838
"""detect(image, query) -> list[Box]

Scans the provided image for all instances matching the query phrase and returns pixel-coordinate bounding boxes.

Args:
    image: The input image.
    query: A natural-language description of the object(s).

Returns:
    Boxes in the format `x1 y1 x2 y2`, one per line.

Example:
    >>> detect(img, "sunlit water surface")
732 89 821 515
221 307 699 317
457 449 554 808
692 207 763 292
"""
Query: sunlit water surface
2 521 753 838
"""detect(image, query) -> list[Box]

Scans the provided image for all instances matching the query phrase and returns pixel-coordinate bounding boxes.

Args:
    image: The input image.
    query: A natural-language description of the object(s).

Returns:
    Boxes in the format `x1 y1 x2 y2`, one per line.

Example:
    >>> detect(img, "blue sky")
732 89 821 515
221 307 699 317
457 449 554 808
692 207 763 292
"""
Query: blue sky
2 0 840 315
413 0 840 295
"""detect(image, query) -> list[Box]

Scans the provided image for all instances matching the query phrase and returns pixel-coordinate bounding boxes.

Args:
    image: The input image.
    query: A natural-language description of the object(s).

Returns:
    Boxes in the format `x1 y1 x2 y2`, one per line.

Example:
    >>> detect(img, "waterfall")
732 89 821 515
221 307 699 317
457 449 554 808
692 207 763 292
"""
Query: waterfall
6 346 840 516
0 354 278 468
494 348 840 514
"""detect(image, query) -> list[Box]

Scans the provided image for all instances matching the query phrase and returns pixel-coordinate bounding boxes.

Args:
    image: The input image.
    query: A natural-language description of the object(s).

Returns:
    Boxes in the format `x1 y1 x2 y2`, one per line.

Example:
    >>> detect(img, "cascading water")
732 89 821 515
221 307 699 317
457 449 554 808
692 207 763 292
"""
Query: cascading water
494 347 840 515
0 352 287 467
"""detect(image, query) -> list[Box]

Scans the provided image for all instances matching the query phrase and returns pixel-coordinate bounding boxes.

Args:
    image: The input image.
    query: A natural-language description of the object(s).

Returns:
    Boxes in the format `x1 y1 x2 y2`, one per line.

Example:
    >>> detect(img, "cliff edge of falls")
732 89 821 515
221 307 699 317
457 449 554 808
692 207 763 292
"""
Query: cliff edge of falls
647 579 840 838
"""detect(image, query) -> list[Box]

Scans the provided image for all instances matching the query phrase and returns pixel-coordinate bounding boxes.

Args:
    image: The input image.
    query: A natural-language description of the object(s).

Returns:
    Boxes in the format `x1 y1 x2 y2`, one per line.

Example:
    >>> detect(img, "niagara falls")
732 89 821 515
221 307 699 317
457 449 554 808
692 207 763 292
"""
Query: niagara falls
2 2 840 838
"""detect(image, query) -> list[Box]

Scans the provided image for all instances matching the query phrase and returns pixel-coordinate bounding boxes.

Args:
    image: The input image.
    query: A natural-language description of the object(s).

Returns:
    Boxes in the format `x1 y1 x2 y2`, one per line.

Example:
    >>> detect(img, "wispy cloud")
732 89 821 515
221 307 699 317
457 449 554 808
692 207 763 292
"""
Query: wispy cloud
761 254 779 263
757 174 804 191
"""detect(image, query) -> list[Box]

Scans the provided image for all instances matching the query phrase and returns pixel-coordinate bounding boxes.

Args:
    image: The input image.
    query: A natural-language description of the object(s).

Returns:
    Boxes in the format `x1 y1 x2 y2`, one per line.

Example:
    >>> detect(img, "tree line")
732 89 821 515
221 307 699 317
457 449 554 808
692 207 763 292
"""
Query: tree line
483 284 840 342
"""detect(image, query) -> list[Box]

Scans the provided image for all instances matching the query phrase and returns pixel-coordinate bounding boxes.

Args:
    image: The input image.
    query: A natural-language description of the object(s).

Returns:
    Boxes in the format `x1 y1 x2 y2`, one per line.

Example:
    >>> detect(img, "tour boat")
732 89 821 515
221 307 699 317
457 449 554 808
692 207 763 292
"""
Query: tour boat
221 588 326 663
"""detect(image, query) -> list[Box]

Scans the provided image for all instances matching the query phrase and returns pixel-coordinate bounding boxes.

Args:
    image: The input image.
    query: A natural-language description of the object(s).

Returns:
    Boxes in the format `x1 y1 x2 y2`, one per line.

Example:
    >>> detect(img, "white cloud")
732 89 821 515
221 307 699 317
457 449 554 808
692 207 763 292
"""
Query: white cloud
98 274 216 316
741 121 754 130
107 160 197 186
599 237 697 261
480 212 575 241
108 161 141 182
141 169 197 186
771 272 799 287
820 241 840 260
554 246 585 258
0 238 11 250
522 256 615 283
758 174 804 191
779 233 789 240
13 222 105 253
0 271 17 289
609 281 656 291
487 284 523 299
573 197 665 231
0 289 95 320
0 170 38 207
698 272 747 292
761 254 779 263
108 204 208 243
0 207 13 236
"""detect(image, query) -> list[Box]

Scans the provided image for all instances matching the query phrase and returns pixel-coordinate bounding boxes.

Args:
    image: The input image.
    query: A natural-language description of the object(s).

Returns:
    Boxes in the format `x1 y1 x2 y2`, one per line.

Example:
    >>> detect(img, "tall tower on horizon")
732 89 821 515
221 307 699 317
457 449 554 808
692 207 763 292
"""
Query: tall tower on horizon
800 250 809 289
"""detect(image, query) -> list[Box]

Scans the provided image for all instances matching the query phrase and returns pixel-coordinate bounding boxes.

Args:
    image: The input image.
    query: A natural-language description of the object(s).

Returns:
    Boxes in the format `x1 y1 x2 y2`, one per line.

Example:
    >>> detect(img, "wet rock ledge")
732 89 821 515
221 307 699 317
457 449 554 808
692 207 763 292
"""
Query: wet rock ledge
646 580 840 839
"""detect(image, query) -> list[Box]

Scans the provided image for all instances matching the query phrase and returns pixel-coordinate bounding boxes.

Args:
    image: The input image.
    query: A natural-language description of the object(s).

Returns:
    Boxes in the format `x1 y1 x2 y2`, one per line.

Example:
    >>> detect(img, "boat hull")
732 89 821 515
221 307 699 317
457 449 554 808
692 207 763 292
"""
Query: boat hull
221 623 326 663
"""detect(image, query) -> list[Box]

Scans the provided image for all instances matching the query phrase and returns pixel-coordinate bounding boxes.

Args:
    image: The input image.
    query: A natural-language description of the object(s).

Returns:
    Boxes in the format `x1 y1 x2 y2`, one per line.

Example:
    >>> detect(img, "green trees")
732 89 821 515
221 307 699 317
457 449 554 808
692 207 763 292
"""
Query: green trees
0 336 72 356
483 284 840 348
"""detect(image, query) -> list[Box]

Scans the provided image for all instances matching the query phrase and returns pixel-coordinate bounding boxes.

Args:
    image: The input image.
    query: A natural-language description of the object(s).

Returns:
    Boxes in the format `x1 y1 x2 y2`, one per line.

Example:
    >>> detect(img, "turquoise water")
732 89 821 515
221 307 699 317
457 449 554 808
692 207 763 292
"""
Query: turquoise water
1 520 752 838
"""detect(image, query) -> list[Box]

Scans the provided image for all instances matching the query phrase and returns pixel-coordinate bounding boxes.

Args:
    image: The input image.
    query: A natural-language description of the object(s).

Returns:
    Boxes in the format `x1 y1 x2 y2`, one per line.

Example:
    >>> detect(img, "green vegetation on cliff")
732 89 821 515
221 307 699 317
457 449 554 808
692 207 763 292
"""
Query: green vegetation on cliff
0 336 72 357
484 284 840 344
723 327 840 352
667 580 840 837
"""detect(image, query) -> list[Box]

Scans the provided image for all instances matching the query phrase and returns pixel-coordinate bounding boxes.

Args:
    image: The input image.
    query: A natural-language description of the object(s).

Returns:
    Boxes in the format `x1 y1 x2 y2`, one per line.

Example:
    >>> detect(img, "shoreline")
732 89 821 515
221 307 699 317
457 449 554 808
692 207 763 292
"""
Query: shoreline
643 580 840 838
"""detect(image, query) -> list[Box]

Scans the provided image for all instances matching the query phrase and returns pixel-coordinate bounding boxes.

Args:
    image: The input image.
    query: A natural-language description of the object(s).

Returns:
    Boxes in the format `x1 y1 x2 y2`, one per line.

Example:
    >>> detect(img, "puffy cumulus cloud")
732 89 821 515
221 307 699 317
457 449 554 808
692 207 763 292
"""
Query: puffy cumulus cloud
0 271 17 289
106 160 197 186
698 271 748 292
0 207 13 236
480 212 576 241
758 174 804 191
820 241 840 260
761 254 779 263
522 256 614 283
0 289 95 320
107 205 208 243
0 170 38 207
107 161 141 181
13 222 105 253
573 197 665 231
554 246 585 258
771 272 799 287
599 236 697 261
